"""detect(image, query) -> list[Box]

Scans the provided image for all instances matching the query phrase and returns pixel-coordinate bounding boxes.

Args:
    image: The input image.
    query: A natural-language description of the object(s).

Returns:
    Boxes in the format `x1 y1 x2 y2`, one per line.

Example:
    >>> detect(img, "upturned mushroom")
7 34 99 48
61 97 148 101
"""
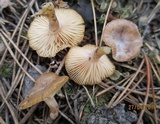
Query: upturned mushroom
65 44 115 85
19 72 69 120
28 2 85 57
102 19 143 62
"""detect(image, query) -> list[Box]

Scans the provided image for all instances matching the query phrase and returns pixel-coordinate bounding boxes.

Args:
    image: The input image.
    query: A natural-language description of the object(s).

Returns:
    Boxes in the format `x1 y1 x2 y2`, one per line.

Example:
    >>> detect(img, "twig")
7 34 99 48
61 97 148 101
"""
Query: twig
108 75 133 107
64 89 74 115
117 73 146 104
73 99 80 124
55 56 66 74
0 34 35 111
0 0 36 66
149 59 158 124
17 67 27 108
0 33 35 82
142 2 160 38
59 110 75 124
79 105 85 121
113 62 145 74
96 76 129 97
137 55 151 124
0 30 42 75
20 105 39 124
0 88 19 124
146 1 160 24
90 0 98 46
113 58 145 106
150 60 160 84
0 116 5 124
83 86 95 108
136 87 160 91
137 0 144 12
125 89 160 100
16 0 25 7
12 10 28 84
99 0 113 47
152 59 160 78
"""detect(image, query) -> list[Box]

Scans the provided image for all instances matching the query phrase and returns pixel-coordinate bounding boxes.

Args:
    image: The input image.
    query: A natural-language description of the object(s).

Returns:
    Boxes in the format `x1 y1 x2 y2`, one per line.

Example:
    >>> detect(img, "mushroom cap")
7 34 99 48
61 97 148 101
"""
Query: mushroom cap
28 8 85 57
19 72 69 109
102 19 143 62
65 44 115 85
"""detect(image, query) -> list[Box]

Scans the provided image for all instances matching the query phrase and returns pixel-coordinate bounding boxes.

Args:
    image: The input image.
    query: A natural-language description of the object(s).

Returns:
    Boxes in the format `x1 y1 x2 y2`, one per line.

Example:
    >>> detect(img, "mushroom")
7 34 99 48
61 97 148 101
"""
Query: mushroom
102 19 143 62
65 44 115 85
19 72 69 120
28 2 85 57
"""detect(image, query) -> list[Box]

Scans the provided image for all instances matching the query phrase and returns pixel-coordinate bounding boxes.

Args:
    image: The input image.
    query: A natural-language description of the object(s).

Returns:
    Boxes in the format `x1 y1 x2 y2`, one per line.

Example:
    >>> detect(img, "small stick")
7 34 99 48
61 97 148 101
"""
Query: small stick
90 0 98 46
96 77 129 97
108 75 133 107
0 30 42 75
0 88 19 124
64 89 74 115
83 86 95 108
150 60 160 84
126 89 160 100
55 56 66 75
137 55 151 124
146 1 160 24
59 110 75 124
20 105 38 124
0 33 35 82
0 0 36 67
99 0 113 47
113 62 145 74
0 116 5 124
117 73 146 104
113 58 145 106
149 59 158 124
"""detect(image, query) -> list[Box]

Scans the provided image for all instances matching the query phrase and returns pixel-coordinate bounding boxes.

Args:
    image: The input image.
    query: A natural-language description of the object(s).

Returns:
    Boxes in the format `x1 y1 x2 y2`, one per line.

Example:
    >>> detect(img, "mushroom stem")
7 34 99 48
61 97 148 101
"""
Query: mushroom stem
48 7 59 32
44 97 59 120
38 2 59 32
93 48 107 60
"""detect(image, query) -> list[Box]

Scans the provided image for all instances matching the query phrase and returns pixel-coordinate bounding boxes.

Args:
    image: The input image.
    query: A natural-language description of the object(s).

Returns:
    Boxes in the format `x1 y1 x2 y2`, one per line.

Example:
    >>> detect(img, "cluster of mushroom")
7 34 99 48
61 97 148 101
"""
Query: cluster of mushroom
19 1 143 120
65 19 143 85
19 2 85 120
27 2 143 85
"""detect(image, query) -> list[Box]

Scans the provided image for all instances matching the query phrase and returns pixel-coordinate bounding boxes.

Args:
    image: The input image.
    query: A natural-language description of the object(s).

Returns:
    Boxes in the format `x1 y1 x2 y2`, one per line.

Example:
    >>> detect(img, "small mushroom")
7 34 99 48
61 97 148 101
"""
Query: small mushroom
65 44 115 85
19 72 69 120
102 19 143 62
28 2 85 57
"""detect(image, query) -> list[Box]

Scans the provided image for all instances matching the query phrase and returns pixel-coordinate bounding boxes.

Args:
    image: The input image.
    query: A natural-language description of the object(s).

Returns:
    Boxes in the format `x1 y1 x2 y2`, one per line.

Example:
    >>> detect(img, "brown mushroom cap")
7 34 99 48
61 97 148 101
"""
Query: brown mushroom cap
19 72 69 109
65 44 115 85
102 19 143 62
28 7 85 57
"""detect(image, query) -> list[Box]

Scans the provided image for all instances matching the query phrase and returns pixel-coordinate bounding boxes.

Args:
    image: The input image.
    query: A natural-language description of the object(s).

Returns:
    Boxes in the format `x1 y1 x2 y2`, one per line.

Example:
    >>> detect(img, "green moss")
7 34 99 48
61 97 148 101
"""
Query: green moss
0 64 12 78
